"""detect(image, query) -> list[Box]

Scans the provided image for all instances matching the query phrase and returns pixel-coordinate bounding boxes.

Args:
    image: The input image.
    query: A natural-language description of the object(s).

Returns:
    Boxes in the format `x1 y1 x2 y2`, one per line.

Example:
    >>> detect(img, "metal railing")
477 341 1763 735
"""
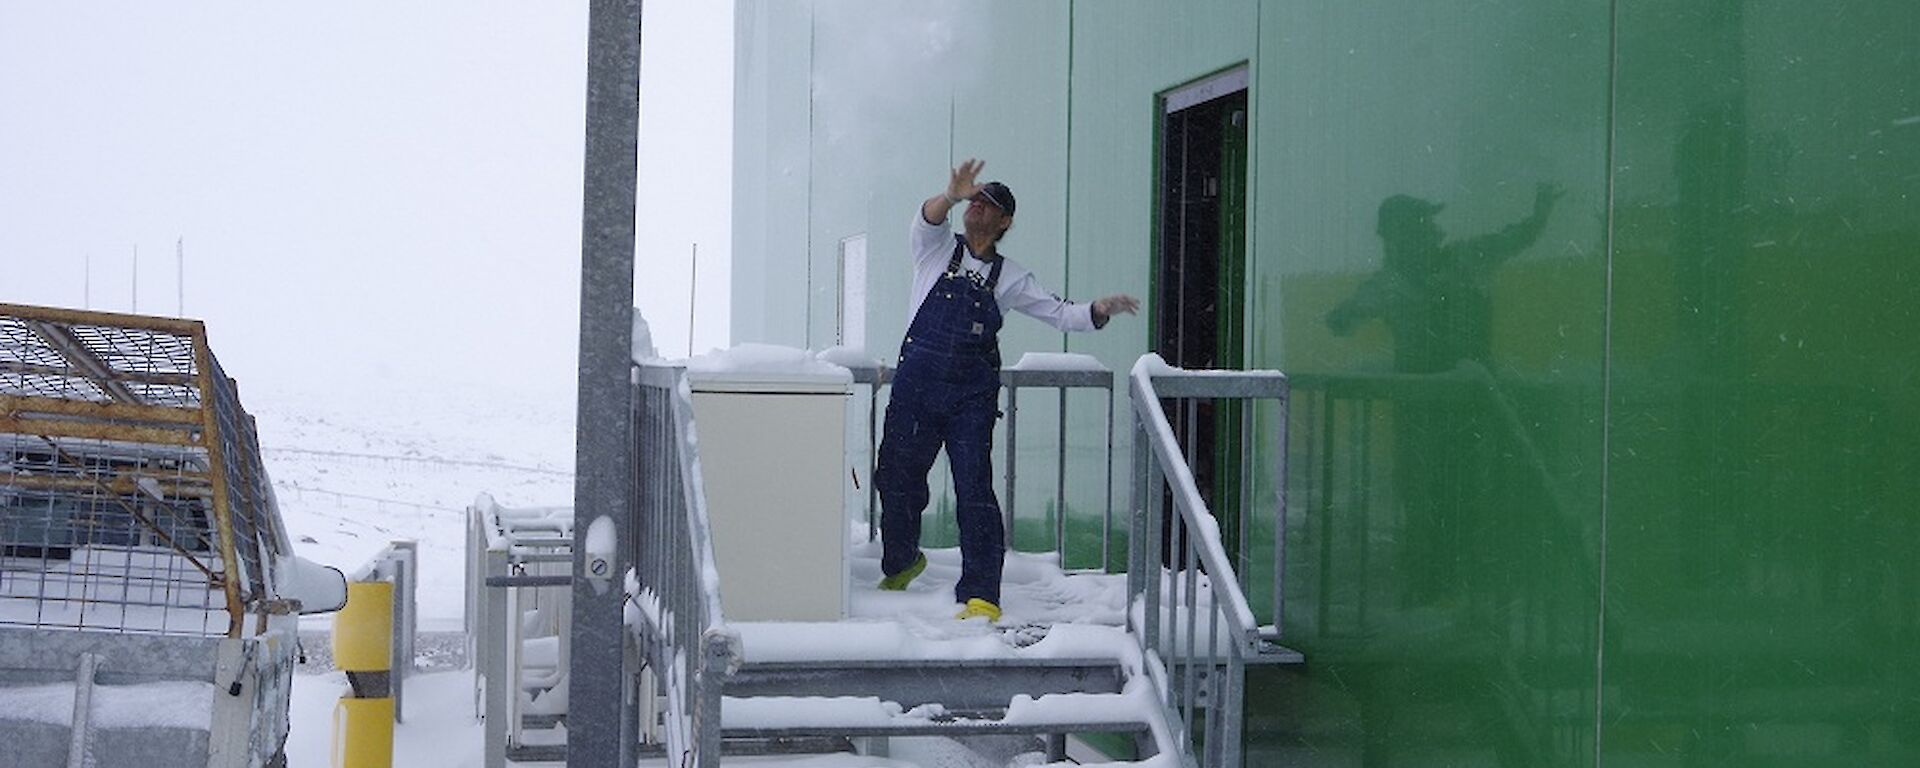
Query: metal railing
1002 354 1116 569
467 494 574 767
1127 353 1293 768
630 362 733 768
845 353 1117 569
612 351 1281 766
843 359 890 543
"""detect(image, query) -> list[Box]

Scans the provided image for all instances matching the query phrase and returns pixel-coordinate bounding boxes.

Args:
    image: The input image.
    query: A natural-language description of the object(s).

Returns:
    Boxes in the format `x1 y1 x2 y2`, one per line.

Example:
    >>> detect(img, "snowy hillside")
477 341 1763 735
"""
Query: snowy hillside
250 382 576 629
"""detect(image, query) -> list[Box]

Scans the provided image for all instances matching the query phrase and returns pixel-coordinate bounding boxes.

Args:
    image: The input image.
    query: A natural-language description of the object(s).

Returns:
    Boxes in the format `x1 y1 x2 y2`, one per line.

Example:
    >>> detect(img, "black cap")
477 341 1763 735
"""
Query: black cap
1377 194 1444 224
977 181 1017 216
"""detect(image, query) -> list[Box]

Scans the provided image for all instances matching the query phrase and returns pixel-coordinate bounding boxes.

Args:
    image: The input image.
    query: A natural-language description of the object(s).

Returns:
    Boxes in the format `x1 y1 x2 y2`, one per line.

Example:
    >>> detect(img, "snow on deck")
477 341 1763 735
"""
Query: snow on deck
849 541 1128 627
732 538 1139 667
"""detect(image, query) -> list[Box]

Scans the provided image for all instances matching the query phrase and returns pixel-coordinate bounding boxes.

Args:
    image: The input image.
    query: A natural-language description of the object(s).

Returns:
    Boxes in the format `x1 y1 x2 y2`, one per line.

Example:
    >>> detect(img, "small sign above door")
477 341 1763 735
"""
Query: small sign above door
1165 66 1250 114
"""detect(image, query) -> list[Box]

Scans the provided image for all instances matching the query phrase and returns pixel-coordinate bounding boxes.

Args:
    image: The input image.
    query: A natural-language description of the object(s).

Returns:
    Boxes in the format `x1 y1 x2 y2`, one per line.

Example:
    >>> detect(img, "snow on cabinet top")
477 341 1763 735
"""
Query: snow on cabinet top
815 345 883 370
1005 351 1108 372
684 343 855 393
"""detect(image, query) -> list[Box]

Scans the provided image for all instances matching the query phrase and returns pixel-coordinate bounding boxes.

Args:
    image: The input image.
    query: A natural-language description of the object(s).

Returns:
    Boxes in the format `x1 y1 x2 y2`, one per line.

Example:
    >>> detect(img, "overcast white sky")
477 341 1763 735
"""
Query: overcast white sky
1 1 732 416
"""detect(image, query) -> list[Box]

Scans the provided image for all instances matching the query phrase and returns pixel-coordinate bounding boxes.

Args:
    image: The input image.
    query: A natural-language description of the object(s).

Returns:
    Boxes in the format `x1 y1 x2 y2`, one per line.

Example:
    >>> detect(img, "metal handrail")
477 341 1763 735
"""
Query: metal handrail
631 362 733 768
845 356 1118 570
1001 354 1116 570
1127 353 1291 768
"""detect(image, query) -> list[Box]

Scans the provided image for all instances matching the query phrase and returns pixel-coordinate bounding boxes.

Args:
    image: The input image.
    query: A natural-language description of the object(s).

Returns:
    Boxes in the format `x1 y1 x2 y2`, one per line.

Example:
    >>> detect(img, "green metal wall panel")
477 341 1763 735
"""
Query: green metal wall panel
1252 2 1612 764
1605 1 1920 764
732 1 1920 764
733 0 817 348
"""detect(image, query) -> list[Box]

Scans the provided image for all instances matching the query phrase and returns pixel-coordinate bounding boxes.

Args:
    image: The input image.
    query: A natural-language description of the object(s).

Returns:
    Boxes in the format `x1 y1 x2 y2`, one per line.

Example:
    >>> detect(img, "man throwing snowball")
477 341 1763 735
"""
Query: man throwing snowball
875 158 1140 622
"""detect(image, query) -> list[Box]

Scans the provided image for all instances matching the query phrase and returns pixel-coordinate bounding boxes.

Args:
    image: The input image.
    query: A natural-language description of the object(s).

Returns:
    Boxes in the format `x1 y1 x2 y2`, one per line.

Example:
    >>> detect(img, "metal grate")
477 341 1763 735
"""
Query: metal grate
0 434 226 635
0 313 201 407
0 304 279 638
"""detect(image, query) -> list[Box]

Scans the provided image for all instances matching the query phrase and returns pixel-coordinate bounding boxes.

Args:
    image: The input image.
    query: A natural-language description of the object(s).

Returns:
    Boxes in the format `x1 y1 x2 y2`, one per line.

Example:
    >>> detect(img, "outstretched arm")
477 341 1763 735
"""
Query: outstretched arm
922 158 986 225
1461 182 1564 269
1001 272 1139 332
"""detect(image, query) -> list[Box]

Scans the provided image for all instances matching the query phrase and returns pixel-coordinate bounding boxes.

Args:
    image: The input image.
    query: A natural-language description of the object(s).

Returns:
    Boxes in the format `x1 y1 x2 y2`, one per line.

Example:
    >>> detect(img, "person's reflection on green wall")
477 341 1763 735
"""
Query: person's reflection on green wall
1327 182 1563 374
1322 183 1564 608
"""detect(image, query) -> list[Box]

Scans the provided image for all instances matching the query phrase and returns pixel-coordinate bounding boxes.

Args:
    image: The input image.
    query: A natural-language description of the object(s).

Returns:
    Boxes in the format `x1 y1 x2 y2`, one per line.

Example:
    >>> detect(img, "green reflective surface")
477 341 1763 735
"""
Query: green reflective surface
1249 0 1918 764
735 1 1920 764
1253 2 1611 764
1602 1 1920 765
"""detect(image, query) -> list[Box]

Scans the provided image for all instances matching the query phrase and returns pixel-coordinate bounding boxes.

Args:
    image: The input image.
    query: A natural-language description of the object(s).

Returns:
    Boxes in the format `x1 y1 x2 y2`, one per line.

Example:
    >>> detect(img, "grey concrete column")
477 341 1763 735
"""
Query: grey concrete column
568 0 642 766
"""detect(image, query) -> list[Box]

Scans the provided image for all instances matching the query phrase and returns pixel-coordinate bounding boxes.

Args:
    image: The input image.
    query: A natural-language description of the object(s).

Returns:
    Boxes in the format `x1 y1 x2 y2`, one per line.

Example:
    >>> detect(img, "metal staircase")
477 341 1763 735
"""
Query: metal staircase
626 352 1302 767
472 352 1301 765
717 630 1168 760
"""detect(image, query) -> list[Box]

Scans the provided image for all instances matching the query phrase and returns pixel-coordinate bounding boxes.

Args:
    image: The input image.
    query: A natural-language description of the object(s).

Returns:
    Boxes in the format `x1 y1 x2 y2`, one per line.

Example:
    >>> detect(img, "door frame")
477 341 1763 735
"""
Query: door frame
1149 63 1255 560
1148 63 1252 365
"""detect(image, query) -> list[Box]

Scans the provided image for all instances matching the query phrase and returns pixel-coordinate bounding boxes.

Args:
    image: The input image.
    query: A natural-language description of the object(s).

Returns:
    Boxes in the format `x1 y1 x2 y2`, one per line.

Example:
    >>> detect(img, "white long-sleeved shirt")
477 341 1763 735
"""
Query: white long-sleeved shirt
907 209 1096 333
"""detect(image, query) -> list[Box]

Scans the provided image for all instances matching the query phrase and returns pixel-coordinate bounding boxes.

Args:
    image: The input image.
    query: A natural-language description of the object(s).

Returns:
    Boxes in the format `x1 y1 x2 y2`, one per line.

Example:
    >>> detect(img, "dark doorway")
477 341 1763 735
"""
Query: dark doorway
1155 67 1250 563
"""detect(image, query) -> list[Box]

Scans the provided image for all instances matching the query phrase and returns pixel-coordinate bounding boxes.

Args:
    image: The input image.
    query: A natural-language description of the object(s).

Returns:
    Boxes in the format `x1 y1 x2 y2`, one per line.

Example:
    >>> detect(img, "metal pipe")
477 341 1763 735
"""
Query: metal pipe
1128 420 1148 600
1143 445 1163 657
868 379 880 541
1175 522 1190 733
485 575 573 588
1004 385 1019 549
1275 385 1290 639
1055 386 1067 568
1239 400 1252 582
1104 382 1115 571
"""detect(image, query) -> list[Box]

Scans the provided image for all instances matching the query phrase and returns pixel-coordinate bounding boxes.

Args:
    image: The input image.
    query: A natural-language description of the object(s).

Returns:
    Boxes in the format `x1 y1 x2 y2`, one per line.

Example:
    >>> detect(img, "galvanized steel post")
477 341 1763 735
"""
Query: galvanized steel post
569 0 642 765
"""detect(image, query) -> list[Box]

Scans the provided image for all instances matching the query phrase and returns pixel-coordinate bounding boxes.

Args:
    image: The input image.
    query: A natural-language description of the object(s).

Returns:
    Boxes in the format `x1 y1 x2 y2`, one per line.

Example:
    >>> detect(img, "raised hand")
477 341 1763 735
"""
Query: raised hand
948 158 986 202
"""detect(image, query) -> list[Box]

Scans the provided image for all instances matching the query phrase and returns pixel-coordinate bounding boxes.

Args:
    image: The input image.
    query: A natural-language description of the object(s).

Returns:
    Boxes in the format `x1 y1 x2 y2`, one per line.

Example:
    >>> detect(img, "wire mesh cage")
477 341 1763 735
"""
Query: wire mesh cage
0 304 285 638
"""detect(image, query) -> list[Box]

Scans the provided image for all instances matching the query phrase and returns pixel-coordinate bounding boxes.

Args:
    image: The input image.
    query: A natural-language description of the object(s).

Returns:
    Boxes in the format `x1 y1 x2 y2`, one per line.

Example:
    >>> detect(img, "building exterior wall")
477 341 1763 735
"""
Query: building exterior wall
733 1 1920 764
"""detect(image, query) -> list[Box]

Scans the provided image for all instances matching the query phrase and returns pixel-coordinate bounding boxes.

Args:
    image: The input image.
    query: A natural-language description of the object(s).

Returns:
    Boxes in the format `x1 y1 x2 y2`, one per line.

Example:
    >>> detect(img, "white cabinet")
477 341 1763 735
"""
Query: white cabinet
689 373 849 622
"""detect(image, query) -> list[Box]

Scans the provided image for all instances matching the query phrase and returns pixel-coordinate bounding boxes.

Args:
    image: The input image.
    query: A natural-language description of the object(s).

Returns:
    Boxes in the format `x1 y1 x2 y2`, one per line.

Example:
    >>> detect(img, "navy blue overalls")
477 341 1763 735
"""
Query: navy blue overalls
877 235 1007 605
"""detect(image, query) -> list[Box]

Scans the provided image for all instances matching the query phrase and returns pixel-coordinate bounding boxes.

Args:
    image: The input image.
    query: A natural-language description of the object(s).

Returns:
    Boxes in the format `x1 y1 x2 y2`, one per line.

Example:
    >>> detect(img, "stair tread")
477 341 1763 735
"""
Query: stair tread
722 718 1153 738
730 620 1134 666
737 655 1125 670
1251 639 1306 665
723 660 1132 712
503 743 568 762
722 689 1157 736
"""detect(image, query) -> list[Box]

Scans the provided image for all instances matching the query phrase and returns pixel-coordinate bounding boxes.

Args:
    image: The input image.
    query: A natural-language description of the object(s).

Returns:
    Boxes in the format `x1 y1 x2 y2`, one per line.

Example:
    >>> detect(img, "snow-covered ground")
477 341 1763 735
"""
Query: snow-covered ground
257 382 576 630
260 382 571 761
